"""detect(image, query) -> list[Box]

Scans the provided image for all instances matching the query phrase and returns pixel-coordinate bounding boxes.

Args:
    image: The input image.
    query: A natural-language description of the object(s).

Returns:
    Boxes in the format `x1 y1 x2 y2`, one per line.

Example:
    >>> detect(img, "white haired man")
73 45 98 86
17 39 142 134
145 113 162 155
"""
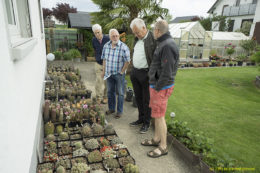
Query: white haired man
92 24 110 104
141 20 179 158
129 18 157 133
101 29 131 119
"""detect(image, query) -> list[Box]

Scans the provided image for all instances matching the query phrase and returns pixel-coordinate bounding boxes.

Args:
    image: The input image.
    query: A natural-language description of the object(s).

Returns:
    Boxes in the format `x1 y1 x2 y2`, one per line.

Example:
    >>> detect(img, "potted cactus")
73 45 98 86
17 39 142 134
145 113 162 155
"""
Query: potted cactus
85 138 99 150
87 150 102 163
71 163 90 173
44 122 55 137
118 156 135 167
92 123 104 136
103 158 120 170
124 163 139 173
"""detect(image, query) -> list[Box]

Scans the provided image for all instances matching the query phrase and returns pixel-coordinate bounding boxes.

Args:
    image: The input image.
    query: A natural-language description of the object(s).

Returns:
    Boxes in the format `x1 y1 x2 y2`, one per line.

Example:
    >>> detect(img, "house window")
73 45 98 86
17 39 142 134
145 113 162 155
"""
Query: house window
4 0 32 45
222 5 228 16
4 0 37 61
228 20 235 32
38 0 44 34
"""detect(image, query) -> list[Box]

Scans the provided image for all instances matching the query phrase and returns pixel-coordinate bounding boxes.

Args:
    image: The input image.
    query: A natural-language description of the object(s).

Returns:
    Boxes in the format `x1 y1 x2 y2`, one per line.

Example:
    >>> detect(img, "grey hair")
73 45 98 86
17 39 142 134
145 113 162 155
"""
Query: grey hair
109 29 119 36
92 24 102 32
154 20 169 34
130 18 146 30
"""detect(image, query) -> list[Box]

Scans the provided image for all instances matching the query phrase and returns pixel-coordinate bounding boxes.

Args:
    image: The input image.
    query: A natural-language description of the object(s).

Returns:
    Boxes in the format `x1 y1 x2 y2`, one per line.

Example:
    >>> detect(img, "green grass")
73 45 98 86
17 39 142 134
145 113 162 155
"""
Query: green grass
126 67 260 171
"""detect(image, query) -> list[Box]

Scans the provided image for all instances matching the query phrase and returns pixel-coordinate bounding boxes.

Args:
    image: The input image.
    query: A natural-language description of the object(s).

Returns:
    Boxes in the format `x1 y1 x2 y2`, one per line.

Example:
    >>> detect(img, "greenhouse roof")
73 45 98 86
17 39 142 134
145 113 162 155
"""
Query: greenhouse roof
208 31 249 40
169 22 205 39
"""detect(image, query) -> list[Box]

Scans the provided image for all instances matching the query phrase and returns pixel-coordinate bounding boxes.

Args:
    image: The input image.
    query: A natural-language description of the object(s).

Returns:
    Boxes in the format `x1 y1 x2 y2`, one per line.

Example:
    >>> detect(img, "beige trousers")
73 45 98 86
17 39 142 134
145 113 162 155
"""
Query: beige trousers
95 63 107 99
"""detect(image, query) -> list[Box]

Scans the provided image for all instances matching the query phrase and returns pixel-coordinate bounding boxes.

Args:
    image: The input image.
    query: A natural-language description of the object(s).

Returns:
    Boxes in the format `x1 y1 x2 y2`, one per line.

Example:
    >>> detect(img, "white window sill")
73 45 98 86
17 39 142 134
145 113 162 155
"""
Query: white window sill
11 38 37 61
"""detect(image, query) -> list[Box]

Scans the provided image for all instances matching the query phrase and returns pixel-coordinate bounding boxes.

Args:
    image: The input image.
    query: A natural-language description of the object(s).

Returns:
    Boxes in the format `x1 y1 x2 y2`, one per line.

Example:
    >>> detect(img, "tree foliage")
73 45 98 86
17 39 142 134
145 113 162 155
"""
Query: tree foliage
91 0 169 33
43 8 52 20
52 3 77 24
199 15 227 31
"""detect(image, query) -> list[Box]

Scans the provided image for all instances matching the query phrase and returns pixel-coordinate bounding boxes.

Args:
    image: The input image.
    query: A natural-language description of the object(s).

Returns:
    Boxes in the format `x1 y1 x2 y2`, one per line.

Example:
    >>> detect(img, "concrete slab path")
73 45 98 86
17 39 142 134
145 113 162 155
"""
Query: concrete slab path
74 62 198 173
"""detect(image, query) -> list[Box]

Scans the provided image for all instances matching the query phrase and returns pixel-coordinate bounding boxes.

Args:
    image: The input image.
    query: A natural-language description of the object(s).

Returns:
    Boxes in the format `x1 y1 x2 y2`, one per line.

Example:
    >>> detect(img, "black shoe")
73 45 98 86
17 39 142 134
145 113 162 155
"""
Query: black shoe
140 124 150 134
106 110 115 115
130 120 143 126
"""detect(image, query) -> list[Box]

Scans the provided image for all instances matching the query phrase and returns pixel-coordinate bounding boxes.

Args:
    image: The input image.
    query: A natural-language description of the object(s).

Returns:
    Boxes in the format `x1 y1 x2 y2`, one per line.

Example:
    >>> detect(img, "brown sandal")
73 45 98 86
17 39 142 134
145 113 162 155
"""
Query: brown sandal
141 139 160 146
147 146 168 158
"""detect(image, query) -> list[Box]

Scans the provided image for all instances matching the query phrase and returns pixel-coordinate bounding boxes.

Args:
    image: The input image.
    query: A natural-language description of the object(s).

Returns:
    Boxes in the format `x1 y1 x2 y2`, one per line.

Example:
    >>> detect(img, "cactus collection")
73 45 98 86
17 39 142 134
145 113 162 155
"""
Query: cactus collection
40 64 138 173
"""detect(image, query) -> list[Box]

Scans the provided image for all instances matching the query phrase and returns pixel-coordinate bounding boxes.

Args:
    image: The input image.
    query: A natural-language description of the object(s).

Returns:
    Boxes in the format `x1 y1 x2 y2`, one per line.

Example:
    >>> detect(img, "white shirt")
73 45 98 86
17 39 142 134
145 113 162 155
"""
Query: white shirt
133 32 149 69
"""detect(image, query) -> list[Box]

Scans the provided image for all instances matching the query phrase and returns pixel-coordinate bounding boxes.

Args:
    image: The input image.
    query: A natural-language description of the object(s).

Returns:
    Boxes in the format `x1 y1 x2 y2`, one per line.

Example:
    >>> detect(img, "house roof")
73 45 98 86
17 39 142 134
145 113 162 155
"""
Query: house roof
170 16 198 23
208 31 249 40
68 12 92 29
169 21 205 39
207 0 220 13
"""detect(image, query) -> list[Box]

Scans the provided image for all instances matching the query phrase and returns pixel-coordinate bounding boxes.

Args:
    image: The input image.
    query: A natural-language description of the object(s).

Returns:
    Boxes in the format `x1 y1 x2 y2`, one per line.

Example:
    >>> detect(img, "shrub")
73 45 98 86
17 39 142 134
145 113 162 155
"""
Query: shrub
52 51 62 60
63 51 72 60
69 48 81 59
250 51 260 64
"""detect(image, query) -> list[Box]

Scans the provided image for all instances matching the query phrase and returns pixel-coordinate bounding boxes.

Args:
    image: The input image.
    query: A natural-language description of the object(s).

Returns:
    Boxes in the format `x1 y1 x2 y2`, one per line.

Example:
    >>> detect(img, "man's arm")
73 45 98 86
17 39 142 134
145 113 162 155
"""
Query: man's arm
120 61 130 74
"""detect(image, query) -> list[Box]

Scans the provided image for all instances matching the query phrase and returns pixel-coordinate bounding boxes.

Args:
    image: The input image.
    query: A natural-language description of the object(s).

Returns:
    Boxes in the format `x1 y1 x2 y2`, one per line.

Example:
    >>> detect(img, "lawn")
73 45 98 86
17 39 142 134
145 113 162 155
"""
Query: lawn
126 67 260 171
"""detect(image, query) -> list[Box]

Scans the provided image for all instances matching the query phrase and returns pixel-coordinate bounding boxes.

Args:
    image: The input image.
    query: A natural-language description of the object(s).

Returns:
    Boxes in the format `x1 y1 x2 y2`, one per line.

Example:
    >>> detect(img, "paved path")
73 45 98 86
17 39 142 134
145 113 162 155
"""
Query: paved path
74 62 198 173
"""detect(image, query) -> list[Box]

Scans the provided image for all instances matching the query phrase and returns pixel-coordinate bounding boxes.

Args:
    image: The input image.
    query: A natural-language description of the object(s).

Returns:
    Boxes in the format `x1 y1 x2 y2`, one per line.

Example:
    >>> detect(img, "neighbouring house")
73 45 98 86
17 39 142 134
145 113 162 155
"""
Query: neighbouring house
208 0 260 43
0 0 46 173
170 15 199 23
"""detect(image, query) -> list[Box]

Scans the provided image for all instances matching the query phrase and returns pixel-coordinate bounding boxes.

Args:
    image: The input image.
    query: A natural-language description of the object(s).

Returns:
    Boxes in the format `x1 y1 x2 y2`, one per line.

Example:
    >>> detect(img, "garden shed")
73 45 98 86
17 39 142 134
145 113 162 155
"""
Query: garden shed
169 21 208 60
207 31 249 58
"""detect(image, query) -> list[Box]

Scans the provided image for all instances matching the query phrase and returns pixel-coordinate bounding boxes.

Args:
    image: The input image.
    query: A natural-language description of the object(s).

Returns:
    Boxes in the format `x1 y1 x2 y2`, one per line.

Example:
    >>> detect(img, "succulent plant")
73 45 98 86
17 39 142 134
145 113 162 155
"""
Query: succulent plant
71 163 90 173
110 137 123 146
44 153 58 162
92 123 103 136
103 159 120 170
56 125 63 134
60 141 72 155
55 158 71 170
37 163 54 173
118 156 135 167
70 133 82 140
56 166 66 173
71 157 87 166
112 168 124 173
99 137 110 147
124 163 139 173
59 108 64 123
99 113 105 127
81 124 92 137
104 124 115 135
43 100 50 122
85 138 99 150
117 149 128 157
44 122 55 137
100 146 116 160
59 132 69 140
51 108 56 123
90 169 106 173
74 141 83 150
73 148 89 157
46 141 57 153
38 168 53 173
45 134 56 142
87 150 102 163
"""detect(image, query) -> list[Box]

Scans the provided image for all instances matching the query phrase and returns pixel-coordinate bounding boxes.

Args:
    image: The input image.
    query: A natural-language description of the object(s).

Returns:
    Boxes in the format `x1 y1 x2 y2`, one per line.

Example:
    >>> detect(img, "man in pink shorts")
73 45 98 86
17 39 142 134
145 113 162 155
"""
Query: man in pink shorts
141 20 179 158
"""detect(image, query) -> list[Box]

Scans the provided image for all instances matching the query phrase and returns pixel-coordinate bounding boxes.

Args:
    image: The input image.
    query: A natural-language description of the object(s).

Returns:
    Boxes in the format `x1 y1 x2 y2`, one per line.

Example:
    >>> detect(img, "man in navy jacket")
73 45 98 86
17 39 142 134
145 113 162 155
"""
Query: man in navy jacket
92 24 110 104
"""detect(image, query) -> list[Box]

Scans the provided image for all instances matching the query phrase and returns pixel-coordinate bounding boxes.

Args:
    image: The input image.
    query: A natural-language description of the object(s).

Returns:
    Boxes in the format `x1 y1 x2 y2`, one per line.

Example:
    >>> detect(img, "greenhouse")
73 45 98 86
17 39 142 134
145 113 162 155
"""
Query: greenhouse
169 21 249 60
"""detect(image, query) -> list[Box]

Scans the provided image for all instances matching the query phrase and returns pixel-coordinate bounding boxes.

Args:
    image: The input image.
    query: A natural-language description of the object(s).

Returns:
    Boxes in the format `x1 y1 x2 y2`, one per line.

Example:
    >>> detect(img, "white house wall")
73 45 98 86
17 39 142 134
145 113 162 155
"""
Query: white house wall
0 0 46 173
229 14 255 31
250 0 260 36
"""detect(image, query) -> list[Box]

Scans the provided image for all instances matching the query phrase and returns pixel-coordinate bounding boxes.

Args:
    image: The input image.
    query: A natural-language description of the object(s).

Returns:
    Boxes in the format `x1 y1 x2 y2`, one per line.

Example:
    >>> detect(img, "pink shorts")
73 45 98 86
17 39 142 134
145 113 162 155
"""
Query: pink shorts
149 86 174 118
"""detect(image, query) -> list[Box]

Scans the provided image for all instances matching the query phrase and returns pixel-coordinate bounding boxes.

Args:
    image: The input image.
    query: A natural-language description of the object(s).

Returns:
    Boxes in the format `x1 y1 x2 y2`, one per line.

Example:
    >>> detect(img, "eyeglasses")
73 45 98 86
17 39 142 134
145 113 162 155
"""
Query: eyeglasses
111 35 119 38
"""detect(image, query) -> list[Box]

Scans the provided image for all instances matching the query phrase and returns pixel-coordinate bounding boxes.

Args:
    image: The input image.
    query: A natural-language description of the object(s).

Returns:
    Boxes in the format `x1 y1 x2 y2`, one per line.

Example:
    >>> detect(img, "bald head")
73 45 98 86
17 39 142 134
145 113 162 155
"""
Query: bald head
153 20 169 39
154 20 169 34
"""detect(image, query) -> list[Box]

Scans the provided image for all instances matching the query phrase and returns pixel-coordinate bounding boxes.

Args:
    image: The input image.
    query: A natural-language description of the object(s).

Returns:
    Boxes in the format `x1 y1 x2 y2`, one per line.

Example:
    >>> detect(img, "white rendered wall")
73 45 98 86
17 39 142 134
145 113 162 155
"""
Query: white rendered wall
0 0 46 173
250 0 260 37
211 0 236 15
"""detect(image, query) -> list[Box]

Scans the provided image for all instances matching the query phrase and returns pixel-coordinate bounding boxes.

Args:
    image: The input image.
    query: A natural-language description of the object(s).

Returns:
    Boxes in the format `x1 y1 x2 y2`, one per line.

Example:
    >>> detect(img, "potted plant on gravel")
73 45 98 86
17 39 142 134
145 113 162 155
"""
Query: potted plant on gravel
236 54 247 66
69 48 82 62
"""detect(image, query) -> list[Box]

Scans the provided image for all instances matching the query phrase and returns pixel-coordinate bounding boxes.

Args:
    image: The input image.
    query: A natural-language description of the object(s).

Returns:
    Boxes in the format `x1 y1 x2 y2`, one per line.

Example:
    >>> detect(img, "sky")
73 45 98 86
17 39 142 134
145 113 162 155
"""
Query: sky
42 0 217 19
